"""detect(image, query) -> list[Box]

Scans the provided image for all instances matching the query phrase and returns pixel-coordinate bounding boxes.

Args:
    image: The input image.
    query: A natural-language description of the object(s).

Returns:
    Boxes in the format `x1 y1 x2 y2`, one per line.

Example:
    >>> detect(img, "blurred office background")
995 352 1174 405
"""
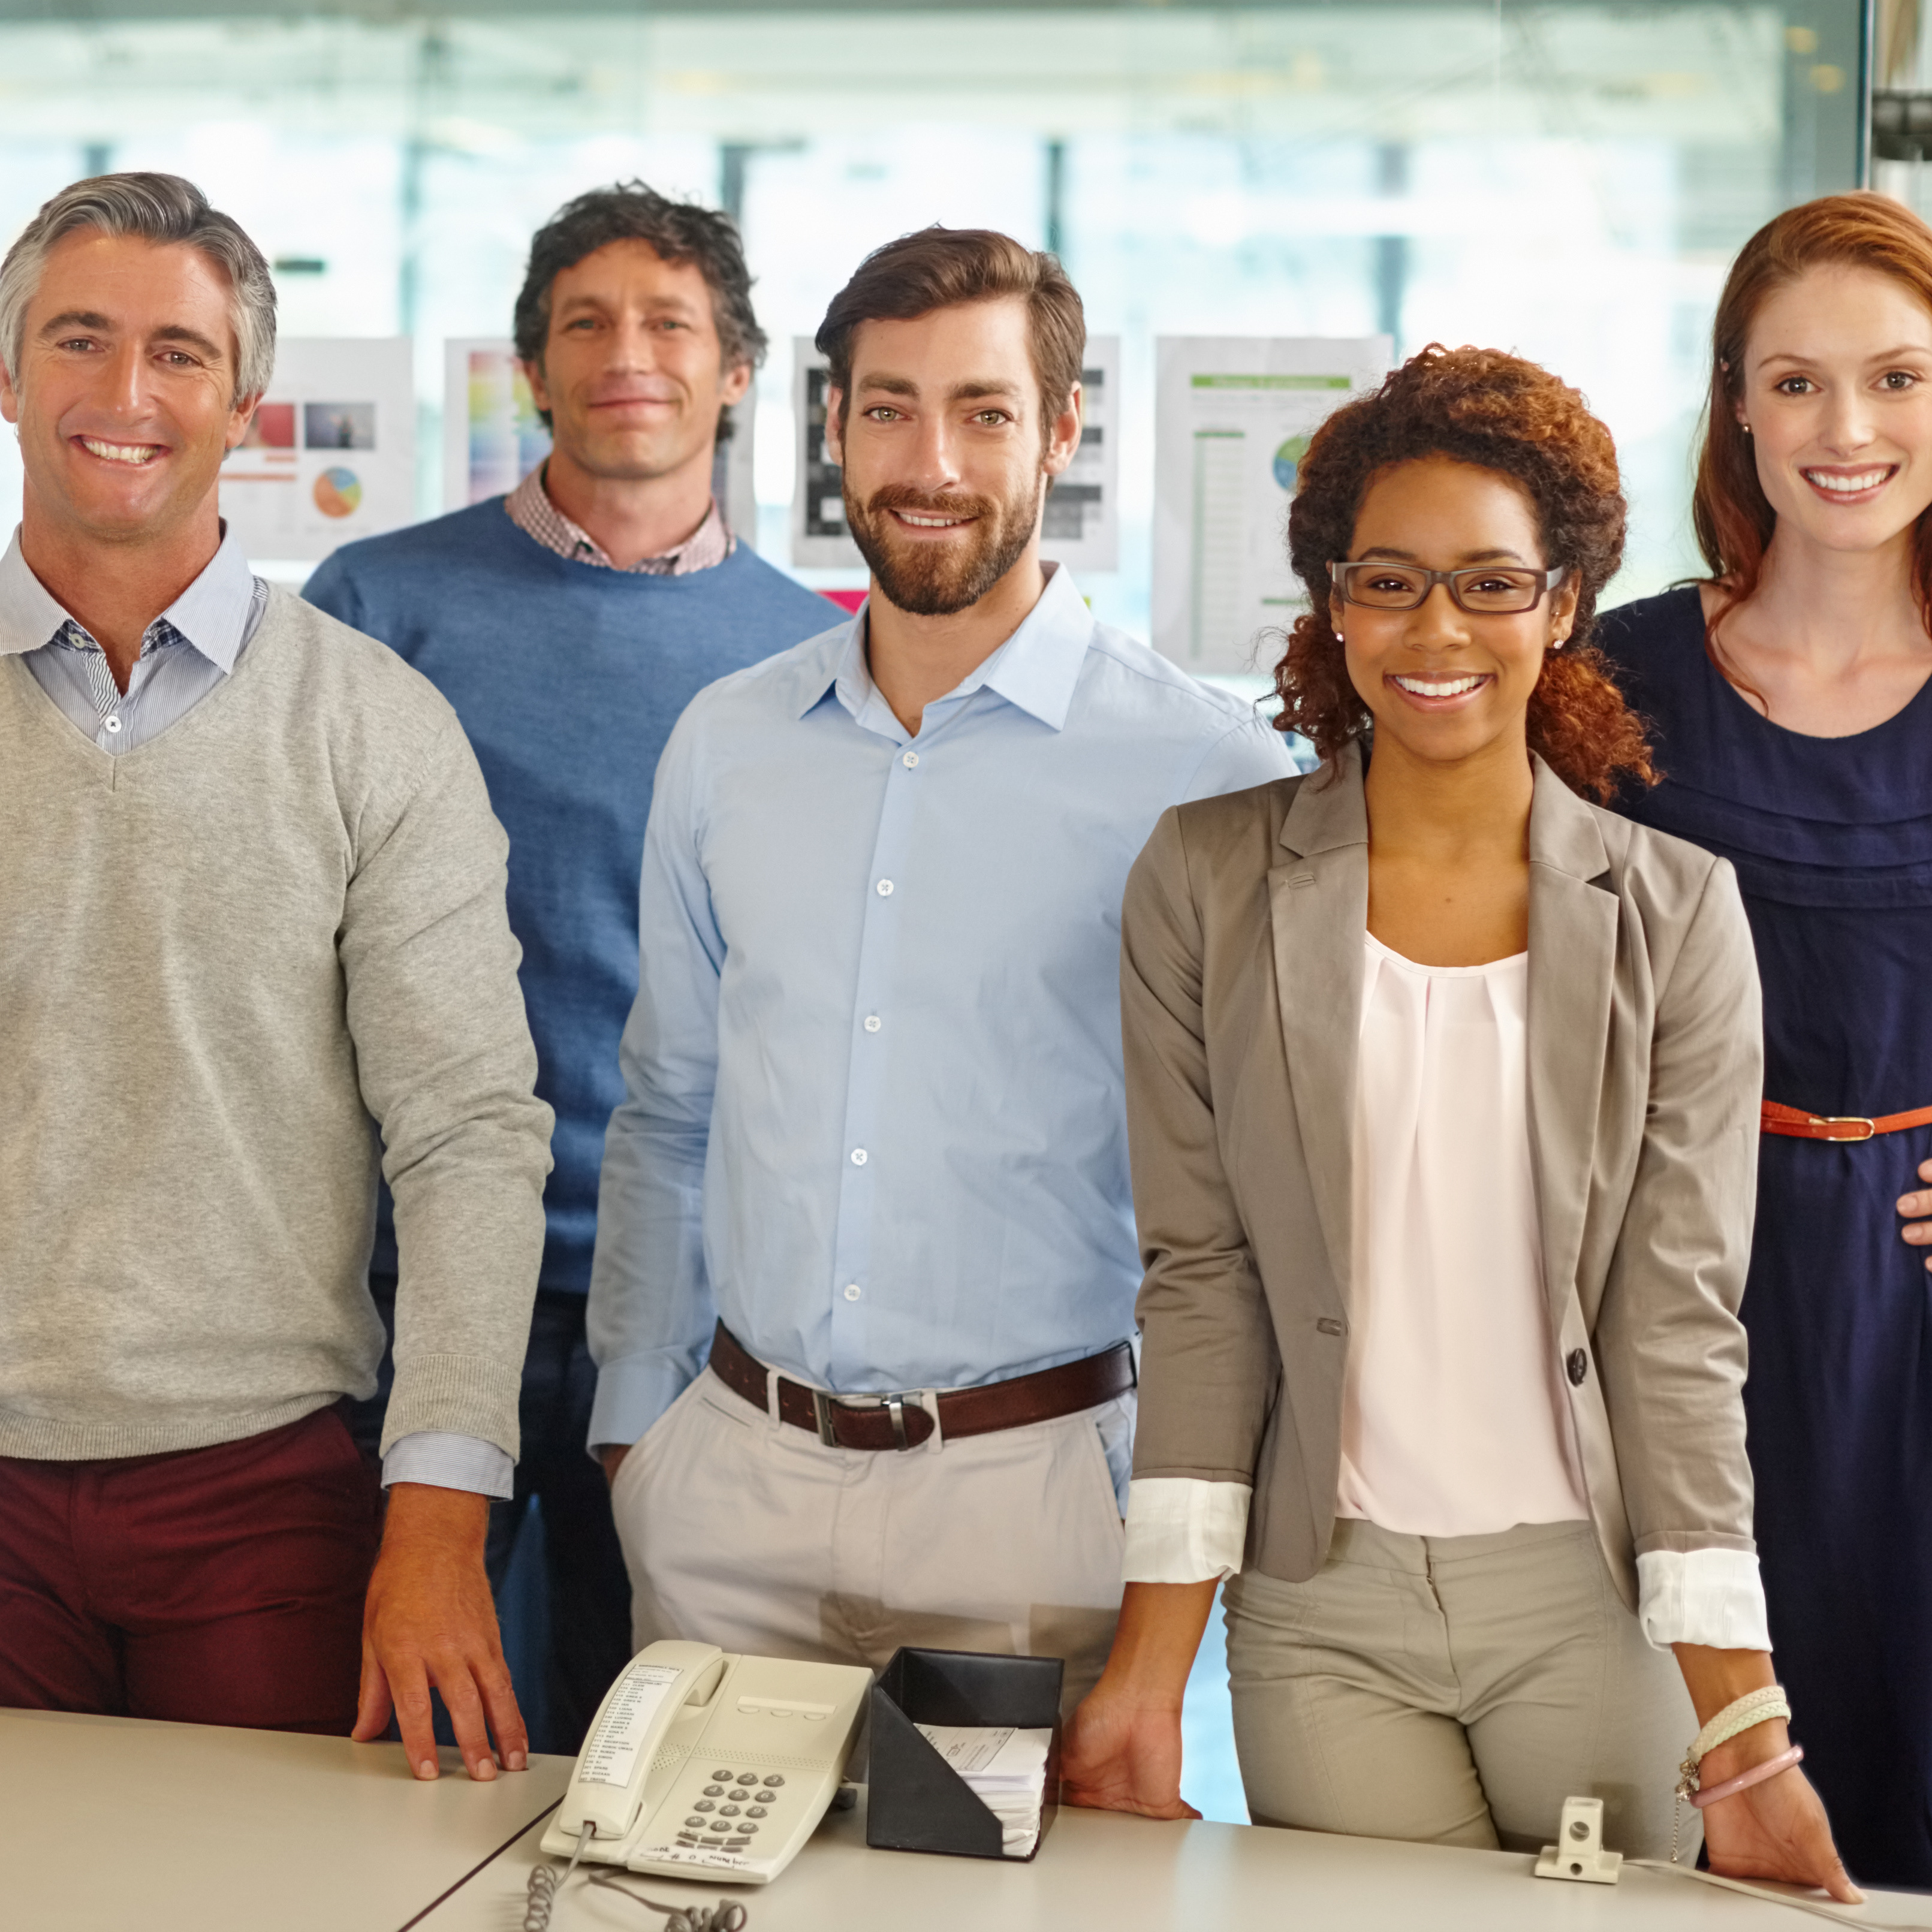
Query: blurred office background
0 0 1893 1816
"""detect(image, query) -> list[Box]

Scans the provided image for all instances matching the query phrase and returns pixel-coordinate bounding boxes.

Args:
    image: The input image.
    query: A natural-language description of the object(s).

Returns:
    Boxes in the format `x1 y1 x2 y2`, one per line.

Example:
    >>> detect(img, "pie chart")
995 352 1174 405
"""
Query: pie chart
314 466 362 518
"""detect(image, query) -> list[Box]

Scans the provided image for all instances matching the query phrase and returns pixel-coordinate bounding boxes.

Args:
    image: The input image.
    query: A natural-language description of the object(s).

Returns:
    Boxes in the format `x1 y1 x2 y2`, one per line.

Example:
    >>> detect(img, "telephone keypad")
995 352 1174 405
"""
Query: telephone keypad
746 1806 767 1818
762 1775 785 1788
719 1804 742 1818
712 1769 732 1780
736 1773 759 1785
703 1785 726 1797
693 1800 716 1812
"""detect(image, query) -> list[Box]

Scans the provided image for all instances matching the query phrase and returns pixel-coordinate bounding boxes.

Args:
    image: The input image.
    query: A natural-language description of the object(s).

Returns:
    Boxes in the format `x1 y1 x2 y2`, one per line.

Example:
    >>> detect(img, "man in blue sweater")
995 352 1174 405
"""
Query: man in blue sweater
305 182 831 1751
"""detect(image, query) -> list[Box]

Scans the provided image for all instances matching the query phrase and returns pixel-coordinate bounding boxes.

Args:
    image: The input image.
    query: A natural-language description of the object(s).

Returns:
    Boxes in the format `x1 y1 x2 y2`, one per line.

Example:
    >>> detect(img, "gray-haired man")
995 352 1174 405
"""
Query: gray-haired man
0 174 552 1782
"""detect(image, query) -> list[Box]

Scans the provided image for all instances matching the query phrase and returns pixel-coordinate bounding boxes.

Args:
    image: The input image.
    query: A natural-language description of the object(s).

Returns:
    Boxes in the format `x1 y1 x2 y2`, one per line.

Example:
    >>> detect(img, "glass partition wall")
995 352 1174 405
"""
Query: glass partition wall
0 0 1868 646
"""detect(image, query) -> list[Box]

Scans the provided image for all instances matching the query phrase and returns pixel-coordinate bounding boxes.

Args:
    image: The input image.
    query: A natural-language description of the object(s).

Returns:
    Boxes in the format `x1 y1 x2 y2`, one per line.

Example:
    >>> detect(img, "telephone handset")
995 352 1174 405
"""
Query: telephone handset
540 1641 872 1886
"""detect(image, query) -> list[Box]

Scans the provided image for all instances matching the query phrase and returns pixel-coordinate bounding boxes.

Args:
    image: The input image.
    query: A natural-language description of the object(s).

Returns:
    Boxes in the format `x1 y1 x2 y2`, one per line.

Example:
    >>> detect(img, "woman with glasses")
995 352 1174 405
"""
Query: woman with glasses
1063 345 1853 1894
1593 193 1932 1889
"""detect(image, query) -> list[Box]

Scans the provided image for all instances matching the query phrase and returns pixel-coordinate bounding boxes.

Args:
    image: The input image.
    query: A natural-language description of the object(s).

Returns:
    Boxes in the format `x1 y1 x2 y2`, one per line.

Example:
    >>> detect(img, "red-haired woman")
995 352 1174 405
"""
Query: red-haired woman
1593 192 1932 1888
1064 346 1852 1894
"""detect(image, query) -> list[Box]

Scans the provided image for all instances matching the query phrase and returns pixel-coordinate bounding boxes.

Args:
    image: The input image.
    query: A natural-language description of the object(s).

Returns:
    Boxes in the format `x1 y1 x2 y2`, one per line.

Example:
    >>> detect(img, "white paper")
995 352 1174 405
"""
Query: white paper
916 1723 1053 1856
577 1662 683 1789
1043 336 1119 572
218 338 415 567
1152 336 1390 675
442 339 550 512
791 338 860 570
789 336 1118 574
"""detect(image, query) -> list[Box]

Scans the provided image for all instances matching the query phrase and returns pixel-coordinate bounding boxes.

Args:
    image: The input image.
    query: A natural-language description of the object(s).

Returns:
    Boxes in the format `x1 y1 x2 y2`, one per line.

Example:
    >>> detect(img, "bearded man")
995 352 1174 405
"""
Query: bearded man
586 228 1291 1705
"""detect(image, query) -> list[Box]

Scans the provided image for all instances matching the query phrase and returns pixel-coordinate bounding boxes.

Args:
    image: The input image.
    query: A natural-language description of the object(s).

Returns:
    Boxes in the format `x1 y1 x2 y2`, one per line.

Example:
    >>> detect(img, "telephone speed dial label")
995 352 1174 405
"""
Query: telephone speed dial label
578 1663 685 1788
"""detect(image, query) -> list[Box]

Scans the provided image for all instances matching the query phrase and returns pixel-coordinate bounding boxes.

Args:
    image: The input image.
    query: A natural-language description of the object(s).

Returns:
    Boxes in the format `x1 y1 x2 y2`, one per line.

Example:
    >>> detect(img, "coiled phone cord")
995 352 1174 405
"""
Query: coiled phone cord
522 1822 592 1931
522 1826 749 1932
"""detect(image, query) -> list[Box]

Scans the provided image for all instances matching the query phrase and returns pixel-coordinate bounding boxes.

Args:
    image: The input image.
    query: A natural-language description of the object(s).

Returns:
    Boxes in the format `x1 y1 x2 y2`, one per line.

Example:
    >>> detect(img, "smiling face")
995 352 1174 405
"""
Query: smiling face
0 228 254 548
525 238 749 483
1737 263 1932 557
1333 455 1578 773
825 297 1080 617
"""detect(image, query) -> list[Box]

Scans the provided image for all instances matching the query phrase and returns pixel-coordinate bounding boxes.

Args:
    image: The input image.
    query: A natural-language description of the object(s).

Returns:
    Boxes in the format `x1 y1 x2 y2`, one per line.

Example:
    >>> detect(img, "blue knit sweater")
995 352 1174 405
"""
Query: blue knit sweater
305 501 836 1294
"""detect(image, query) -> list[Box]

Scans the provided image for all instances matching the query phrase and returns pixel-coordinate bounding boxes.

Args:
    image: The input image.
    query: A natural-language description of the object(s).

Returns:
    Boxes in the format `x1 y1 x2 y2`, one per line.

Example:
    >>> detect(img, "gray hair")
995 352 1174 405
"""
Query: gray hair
0 172 276 404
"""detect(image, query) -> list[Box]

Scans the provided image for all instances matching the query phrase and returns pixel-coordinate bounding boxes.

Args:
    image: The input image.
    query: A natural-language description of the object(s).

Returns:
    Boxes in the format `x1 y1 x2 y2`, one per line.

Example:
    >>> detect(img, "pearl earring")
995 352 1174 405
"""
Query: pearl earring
1741 423 1753 435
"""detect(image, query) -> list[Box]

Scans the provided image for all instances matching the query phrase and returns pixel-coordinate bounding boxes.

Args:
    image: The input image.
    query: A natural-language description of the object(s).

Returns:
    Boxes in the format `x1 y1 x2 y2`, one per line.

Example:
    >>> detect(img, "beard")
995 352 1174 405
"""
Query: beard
843 473 1044 617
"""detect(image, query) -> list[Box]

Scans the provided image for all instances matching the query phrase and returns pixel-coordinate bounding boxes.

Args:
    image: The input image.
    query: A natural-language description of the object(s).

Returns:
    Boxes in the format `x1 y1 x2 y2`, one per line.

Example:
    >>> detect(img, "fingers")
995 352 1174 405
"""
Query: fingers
434 1660 501 1783
385 1654 443 1782
478 1654 530 1773
350 1650 394 1746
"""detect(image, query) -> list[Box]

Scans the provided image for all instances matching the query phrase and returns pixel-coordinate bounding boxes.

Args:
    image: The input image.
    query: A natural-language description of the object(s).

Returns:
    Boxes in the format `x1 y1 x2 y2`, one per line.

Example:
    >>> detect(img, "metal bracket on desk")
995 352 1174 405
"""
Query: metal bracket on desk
1535 1796 1623 1885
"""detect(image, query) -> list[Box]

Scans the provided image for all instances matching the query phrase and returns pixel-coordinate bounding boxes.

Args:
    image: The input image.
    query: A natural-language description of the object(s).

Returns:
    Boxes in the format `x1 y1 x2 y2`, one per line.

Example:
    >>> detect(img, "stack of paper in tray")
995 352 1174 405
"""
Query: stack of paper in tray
914 1723 1054 1857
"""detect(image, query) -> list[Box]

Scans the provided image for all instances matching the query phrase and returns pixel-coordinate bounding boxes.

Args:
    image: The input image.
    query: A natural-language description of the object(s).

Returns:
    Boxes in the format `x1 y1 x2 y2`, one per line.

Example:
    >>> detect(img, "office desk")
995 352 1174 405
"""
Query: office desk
0 1707 571 1932
9 1707 1931 1932
426 1786 1932 1932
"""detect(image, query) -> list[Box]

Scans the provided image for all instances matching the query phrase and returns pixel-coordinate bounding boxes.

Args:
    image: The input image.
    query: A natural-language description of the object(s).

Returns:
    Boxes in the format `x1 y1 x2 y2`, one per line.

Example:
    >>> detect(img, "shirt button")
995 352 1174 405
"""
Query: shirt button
864 1015 882 1032
902 751 918 768
1566 1348 1589 1387
103 716 123 734
851 1149 867 1166
876 879 894 896
843 1284 862 1302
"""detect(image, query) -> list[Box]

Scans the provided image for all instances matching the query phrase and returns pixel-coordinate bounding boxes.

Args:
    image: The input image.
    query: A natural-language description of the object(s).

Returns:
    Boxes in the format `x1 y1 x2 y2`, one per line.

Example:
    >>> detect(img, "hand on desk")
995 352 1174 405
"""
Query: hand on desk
1062 1580 1215 1821
1898 1158 1932 1265
352 1483 529 1783
1062 1682 1201 1821
1673 1643 1860 1905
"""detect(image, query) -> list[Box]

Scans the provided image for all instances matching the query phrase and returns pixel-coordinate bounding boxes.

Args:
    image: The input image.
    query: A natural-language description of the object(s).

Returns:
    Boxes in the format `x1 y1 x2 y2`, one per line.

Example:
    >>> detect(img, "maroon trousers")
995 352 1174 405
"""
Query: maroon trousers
0 1406 381 1733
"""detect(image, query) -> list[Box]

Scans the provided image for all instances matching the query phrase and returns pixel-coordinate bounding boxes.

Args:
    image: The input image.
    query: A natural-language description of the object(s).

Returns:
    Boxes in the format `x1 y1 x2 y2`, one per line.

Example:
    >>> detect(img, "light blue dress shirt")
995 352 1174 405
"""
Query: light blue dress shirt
0 526 510 1498
586 564 1298 1450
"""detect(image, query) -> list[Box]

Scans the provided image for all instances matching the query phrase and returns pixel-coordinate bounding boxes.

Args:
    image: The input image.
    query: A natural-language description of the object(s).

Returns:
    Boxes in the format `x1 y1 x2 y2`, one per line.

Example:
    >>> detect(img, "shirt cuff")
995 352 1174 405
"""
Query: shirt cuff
1636 1547 1771 1651
587 1351 697 1457
1122 1477 1251 1584
382 1431 515 1499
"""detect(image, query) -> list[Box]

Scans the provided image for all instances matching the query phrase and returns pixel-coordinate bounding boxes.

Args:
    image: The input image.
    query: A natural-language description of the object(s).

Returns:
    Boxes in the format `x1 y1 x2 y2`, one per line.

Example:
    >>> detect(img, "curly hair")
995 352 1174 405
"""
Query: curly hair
1273 343 1654 802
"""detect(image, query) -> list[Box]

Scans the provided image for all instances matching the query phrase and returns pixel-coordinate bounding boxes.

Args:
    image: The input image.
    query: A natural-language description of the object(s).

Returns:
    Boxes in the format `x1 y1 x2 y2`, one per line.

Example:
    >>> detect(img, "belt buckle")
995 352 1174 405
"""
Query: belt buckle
809 1387 840 1447
1815 1115 1876 1142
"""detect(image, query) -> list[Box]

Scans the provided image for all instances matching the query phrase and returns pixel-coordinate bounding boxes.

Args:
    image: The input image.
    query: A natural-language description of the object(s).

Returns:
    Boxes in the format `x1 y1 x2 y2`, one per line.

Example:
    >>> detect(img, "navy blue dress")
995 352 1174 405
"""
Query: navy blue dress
1598 588 1932 1888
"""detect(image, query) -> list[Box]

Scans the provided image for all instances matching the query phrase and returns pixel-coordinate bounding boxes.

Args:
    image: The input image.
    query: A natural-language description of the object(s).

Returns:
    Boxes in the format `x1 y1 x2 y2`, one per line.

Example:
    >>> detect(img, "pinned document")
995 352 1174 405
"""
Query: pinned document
1153 336 1389 675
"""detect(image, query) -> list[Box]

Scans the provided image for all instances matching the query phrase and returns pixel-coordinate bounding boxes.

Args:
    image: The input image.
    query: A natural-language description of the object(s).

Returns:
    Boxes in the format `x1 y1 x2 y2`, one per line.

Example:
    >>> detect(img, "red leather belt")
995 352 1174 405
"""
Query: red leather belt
706 1321 1135 1452
1761 1099 1932 1144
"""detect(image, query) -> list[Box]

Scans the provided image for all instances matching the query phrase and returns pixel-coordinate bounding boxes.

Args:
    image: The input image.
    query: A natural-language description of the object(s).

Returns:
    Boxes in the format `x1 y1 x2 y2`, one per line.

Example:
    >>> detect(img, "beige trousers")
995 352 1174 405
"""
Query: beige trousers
609 1367 1132 1713
1224 1518 1698 1860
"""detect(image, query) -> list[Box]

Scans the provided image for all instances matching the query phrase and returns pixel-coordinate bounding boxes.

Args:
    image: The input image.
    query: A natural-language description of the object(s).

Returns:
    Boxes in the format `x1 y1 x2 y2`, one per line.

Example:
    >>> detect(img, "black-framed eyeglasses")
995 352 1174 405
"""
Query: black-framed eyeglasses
1331 560 1571 616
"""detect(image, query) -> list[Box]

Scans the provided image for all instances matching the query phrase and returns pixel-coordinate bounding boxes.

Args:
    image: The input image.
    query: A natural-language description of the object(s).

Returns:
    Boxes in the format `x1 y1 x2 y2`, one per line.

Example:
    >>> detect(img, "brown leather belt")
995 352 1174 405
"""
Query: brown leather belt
706 1321 1135 1452
1761 1099 1932 1144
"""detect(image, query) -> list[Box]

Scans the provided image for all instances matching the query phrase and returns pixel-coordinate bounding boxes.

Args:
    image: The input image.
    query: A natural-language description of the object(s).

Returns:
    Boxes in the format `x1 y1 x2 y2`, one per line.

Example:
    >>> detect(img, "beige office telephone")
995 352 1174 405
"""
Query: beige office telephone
539 1641 871 1887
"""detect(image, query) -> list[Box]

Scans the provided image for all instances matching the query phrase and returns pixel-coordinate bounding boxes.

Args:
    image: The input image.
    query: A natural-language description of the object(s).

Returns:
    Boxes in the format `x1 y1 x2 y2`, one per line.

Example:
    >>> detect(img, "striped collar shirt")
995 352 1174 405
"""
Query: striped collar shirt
0 523 264 754
504 463 733 574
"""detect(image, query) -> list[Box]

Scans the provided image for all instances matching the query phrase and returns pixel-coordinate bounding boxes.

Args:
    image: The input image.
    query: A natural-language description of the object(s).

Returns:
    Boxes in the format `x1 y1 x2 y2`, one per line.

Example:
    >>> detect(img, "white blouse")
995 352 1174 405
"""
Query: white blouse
1123 933 1771 1652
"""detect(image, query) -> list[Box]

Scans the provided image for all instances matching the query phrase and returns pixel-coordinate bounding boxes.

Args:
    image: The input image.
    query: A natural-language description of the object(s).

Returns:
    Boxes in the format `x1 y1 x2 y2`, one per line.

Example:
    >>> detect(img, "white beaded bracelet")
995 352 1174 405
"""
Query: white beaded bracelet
1668 1684 1794 1864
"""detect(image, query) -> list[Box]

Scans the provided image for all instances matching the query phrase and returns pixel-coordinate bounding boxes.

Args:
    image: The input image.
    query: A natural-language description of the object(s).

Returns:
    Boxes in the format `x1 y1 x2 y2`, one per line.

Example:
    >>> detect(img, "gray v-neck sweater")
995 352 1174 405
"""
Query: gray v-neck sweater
0 589 553 1461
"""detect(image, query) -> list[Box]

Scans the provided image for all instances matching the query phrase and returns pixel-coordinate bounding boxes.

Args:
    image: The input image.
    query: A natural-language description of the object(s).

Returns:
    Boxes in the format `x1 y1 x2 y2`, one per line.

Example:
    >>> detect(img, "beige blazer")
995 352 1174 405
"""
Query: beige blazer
1122 742 1764 1609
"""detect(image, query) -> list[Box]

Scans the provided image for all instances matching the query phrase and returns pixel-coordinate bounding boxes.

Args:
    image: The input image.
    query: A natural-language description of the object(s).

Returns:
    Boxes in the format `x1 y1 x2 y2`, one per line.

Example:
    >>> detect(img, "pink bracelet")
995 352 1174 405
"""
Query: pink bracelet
1689 1744 1804 1810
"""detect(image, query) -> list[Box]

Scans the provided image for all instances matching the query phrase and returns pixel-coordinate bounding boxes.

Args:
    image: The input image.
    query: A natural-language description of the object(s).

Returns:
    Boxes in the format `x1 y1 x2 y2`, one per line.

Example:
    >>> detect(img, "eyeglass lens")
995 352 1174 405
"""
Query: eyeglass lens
1341 565 1545 613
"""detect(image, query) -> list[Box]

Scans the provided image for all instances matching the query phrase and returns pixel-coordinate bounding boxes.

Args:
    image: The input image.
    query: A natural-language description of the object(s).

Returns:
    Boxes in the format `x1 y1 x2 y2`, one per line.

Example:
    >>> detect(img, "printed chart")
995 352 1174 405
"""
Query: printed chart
1152 336 1390 676
218 338 414 566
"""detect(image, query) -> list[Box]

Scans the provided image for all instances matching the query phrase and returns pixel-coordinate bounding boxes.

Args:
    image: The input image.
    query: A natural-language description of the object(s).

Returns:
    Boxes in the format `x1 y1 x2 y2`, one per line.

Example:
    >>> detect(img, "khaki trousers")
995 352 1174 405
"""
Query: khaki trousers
1224 1518 1698 1859
610 1368 1132 1713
